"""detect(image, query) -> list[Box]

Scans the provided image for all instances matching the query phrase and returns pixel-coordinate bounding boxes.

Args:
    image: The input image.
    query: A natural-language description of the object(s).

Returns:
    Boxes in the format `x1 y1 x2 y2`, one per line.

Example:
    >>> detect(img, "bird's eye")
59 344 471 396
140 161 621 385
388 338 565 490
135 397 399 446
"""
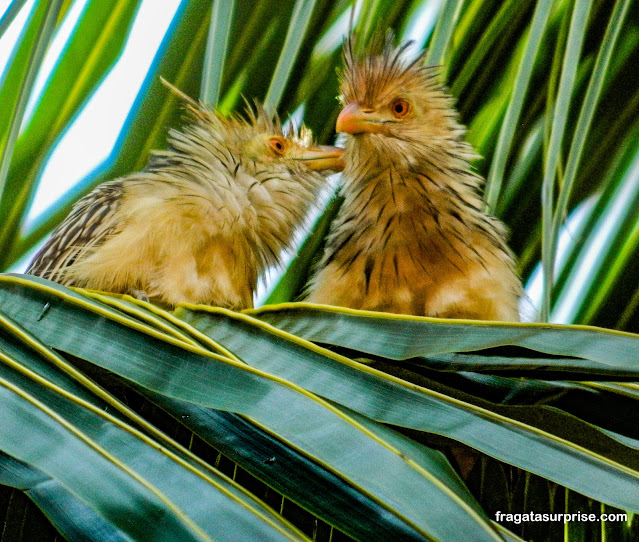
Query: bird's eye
268 137 287 155
391 99 409 118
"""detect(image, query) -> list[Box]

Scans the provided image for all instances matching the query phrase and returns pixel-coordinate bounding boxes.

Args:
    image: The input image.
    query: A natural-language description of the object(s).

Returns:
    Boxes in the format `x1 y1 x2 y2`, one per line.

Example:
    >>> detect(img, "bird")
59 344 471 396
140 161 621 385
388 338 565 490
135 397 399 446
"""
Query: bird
27 82 344 310
306 36 522 321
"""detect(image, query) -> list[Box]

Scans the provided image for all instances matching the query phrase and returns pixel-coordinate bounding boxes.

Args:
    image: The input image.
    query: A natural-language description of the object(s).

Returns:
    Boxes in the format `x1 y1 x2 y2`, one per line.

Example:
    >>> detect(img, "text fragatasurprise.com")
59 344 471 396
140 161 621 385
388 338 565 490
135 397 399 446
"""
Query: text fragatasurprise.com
495 511 628 525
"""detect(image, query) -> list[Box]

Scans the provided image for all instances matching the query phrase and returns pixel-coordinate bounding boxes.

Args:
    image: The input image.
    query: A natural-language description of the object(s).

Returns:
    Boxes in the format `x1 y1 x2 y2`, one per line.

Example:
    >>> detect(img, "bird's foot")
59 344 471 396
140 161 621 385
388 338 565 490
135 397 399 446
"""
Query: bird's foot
129 289 150 302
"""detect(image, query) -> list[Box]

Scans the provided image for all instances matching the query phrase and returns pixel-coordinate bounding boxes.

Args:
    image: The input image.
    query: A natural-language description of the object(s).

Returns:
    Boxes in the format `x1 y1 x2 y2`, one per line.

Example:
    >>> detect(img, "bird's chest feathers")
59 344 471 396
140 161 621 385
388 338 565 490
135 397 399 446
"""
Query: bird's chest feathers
343 169 463 245
335 168 487 286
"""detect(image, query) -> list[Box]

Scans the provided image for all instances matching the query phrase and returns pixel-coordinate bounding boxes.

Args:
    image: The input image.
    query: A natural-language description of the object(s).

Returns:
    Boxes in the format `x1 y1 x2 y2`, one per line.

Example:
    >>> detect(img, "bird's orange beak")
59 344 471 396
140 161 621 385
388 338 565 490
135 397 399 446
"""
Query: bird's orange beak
294 145 344 172
336 103 385 135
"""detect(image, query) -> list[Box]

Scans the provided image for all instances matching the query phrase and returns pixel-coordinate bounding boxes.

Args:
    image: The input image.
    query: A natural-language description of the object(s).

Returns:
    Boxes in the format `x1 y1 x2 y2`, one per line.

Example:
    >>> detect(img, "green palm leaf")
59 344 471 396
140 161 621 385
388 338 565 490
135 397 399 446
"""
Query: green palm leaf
0 275 504 542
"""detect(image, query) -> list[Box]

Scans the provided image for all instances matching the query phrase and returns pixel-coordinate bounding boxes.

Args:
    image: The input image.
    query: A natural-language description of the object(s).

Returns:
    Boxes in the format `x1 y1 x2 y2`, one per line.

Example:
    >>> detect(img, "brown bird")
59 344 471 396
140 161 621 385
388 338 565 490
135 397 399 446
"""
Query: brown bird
28 86 343 309
306 38 522 321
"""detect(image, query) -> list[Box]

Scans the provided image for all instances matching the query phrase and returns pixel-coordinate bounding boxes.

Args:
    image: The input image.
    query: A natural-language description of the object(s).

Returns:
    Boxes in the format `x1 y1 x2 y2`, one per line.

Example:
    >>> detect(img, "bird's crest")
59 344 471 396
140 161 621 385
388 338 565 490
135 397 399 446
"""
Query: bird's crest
341 33 440 107
160 78 311 147
241 100 313 146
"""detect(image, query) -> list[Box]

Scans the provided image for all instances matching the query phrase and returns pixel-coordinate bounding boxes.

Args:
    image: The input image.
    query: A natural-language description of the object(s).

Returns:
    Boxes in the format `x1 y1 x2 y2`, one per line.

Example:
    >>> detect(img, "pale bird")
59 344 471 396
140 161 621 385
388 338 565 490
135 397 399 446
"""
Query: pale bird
306 38 522 321
28 84 343 309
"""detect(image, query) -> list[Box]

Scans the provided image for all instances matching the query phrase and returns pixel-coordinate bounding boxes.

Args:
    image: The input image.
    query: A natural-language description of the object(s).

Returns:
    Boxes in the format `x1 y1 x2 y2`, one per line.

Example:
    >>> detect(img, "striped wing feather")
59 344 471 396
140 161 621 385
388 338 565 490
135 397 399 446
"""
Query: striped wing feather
27 181 124 285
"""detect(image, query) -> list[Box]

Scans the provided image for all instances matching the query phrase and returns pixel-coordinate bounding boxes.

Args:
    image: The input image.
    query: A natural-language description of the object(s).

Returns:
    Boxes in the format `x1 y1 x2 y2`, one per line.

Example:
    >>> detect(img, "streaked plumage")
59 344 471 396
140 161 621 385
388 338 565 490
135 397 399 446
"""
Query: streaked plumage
306 37 522 321
28 87 343 309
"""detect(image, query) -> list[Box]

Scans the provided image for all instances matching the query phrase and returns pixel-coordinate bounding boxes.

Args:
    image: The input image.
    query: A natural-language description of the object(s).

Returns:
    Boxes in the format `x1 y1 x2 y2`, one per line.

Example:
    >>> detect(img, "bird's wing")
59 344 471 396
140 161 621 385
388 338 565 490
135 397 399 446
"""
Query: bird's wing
26 180 124 284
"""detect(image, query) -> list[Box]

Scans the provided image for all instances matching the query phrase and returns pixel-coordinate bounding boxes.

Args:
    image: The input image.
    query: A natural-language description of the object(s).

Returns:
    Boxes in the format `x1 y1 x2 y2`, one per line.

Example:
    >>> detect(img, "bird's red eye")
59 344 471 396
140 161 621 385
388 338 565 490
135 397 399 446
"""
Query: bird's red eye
269 137 287 155
391 99 409 118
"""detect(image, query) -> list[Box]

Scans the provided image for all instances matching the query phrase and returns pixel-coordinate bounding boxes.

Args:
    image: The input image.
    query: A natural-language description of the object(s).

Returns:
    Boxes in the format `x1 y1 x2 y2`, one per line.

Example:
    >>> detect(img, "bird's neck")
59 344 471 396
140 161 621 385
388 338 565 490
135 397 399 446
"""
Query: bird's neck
340 141 487 228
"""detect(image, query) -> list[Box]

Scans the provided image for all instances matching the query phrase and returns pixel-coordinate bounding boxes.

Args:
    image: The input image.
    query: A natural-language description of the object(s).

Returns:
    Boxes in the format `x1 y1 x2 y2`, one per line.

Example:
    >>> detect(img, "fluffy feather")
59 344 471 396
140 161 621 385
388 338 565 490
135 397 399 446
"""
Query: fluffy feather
306 37 522 321
28 89 343 309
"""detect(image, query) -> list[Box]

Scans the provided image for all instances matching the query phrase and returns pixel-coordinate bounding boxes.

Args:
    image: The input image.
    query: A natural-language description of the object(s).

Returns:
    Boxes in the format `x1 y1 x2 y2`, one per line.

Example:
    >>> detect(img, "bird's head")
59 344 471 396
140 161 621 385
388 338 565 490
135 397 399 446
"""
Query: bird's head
158 78 344 179
233 105 345 175
337 36 473 170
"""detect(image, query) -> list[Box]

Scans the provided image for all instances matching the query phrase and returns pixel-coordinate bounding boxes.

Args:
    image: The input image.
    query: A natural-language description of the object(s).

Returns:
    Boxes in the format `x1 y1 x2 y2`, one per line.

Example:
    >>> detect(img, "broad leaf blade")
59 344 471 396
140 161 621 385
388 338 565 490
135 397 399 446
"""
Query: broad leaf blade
0 452 131 542
0 274 504 542
0 321 308 541
248 304 639 364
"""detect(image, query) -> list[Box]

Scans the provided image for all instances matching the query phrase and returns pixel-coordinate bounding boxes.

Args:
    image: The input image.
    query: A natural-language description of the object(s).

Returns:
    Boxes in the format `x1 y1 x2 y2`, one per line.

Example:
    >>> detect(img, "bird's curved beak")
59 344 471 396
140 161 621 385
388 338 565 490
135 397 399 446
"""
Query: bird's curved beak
294 145 344 172
336 103 385 135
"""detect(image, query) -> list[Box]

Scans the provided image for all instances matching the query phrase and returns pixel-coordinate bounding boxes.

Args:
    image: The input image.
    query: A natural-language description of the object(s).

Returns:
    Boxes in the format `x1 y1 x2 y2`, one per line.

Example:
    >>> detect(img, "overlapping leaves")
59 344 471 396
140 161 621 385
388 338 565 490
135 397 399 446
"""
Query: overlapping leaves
1 275 639 539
